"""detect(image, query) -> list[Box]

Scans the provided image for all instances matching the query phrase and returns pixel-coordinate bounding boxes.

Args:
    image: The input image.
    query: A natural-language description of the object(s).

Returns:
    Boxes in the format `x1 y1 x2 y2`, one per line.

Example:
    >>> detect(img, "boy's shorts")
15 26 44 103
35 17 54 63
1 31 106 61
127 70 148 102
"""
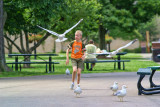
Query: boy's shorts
71 58 84 69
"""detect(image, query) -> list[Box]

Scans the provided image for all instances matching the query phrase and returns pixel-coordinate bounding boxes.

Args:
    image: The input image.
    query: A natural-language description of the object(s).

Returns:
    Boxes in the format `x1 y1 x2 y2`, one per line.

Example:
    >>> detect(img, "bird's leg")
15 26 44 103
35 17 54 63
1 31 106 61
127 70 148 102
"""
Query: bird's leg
120 98 122 102
122 98 123 102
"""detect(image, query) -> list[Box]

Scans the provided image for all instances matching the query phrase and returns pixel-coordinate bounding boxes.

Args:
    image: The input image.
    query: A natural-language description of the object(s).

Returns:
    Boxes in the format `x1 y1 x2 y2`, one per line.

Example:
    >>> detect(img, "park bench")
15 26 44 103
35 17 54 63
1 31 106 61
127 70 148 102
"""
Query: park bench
137 67 160 95
6 54 60 73
84 59 130 71
6 61 59 73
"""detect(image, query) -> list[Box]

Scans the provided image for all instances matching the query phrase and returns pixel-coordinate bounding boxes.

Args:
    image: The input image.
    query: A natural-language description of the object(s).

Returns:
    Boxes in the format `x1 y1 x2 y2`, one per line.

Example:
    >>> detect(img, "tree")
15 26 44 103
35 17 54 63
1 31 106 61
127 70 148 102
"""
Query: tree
4 0 100 53
3 0 100 68
0 0 9 72
138 15 160 41
98 0 160 49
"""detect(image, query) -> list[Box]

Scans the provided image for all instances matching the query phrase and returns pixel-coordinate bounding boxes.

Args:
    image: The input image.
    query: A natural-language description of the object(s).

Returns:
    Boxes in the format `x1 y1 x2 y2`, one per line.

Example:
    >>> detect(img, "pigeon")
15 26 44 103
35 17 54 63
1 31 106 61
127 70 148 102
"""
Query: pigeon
110 81 118 95
74 84 82 97
91 39 137 57
107 39 137 58
37 19 83 42
65 68 70 75
114 85 127 102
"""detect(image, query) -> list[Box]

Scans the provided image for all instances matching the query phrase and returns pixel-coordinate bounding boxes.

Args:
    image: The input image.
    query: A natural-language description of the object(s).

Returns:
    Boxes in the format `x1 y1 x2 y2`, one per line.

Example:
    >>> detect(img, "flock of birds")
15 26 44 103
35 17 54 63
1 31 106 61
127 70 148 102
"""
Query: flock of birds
66 69 127 101
110 82 127 102
39 18 132 101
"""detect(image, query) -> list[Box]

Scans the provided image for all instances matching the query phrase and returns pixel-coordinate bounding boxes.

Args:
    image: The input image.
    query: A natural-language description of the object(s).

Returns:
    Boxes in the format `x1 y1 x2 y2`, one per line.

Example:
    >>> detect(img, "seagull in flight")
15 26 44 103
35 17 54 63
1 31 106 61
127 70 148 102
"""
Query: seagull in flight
37 19 83 42
107 39 137 57
92 39 137 57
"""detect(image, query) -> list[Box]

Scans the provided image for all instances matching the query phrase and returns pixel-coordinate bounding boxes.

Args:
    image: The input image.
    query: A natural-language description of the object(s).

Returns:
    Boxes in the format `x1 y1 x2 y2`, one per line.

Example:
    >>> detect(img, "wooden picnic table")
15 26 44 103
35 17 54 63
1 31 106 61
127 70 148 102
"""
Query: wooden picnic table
8 54 58 72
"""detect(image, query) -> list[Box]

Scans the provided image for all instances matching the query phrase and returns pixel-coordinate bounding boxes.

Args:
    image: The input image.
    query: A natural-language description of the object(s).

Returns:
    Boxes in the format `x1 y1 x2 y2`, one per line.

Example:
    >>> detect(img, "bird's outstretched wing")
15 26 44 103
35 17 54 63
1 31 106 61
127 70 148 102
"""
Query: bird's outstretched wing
63 19 83 35
37 25 59 37
116 39 138 52
107 39 137 58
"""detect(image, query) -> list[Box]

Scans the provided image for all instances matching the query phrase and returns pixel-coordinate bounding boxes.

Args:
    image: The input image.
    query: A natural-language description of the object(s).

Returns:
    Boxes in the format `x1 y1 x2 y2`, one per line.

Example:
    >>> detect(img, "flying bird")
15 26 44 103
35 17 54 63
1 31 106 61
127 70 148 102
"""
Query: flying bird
37 19 83 42
114 85 127 102
107 39 137 58
92 39 137 57
110 81 118 95
74 85 82 97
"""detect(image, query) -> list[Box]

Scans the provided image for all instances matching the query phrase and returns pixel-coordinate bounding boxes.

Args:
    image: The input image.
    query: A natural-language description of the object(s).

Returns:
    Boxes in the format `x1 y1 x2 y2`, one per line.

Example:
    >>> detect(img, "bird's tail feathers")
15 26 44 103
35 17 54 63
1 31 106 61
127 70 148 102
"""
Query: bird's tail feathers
55 38 68 42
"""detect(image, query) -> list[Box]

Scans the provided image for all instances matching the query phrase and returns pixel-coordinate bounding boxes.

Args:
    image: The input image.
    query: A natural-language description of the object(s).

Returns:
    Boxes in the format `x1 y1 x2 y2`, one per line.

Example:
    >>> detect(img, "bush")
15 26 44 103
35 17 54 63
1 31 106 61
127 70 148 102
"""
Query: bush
123 47 142 53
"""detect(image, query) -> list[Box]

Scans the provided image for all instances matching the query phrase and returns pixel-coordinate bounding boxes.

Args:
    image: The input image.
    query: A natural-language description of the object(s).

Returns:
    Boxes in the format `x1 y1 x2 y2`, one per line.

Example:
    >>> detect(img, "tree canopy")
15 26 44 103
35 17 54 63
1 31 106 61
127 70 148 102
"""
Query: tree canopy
98 0 160 49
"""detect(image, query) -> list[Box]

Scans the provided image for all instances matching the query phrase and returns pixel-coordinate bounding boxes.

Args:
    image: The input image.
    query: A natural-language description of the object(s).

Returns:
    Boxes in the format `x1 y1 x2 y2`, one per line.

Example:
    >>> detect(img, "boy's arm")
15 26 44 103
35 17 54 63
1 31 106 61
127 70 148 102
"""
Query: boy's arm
66 47 71 65
81 48 86 60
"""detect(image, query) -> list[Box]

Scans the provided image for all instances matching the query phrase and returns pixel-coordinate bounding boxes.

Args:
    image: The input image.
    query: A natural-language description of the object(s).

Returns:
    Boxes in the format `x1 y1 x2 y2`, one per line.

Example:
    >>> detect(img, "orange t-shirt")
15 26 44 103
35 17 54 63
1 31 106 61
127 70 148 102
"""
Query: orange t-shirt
69 40 85 59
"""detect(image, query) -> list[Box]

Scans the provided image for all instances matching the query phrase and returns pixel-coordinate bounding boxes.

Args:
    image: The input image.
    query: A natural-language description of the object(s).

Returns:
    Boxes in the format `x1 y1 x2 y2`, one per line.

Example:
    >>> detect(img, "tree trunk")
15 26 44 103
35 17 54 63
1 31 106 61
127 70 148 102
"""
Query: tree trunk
23 56 31 68
99 25 106 50
0 0 10 72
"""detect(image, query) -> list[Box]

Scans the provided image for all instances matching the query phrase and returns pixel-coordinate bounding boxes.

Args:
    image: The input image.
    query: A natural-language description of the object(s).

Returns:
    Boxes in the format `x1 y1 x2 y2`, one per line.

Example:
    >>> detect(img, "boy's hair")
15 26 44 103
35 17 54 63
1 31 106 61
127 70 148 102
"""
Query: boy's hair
75 30 82 36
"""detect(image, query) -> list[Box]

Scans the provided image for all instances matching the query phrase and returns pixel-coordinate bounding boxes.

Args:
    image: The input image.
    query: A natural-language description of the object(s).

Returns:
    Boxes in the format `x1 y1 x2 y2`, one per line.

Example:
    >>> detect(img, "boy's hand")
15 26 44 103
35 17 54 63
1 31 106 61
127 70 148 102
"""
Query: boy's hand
66 59 69 65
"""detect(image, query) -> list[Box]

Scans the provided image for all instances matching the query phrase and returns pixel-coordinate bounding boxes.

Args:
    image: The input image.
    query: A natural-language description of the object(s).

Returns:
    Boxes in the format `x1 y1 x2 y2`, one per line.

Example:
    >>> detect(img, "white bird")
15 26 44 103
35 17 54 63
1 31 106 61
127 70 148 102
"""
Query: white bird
37 19 83 42
114 85 127 102
110 81 118 95
91 39 137 57
74 85 82 97
107 39 137 58
65 68 70 75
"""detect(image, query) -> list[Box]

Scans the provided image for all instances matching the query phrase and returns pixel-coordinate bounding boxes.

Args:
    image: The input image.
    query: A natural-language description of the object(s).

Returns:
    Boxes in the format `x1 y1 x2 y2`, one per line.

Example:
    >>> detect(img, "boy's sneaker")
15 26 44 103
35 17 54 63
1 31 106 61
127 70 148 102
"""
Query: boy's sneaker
70 84 74 90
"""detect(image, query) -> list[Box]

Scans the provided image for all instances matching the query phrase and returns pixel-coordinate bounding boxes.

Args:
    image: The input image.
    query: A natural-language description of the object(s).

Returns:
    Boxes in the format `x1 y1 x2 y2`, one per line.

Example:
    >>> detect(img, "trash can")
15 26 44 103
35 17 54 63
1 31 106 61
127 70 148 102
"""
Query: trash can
152 42 160 62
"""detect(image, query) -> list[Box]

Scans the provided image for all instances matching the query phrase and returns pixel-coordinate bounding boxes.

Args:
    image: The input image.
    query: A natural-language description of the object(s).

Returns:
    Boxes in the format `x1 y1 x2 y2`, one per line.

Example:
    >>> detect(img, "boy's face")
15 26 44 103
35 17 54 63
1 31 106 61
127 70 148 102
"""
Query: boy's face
75 32 82 41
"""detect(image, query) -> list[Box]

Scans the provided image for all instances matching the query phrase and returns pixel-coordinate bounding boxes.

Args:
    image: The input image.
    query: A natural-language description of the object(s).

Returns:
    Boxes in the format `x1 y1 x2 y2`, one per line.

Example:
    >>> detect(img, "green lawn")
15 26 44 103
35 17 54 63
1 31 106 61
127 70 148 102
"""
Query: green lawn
1 53 159 77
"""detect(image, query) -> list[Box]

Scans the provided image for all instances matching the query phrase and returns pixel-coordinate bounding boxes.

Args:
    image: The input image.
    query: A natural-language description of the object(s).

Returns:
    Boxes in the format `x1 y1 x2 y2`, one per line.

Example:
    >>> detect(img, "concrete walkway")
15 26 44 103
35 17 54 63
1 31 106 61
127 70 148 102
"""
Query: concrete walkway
1 72 160 107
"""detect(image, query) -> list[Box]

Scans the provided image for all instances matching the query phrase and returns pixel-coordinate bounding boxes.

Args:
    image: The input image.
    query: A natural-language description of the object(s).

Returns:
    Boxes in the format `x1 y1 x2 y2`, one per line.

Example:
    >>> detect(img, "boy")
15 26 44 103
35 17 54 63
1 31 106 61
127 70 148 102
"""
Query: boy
66 30 85 90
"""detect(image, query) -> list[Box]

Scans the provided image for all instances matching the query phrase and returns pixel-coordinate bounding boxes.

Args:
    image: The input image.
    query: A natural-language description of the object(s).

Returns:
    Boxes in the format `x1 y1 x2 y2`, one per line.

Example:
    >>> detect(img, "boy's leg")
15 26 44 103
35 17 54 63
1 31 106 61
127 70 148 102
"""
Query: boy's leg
77 58 83 85
70 59 78 89
77 68 82 84
72 66 77 83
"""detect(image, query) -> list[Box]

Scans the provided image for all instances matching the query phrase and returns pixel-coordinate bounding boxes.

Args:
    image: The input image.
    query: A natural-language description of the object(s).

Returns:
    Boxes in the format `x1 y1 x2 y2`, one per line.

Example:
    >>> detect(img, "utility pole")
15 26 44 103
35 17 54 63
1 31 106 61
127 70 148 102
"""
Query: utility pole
146 31 150 53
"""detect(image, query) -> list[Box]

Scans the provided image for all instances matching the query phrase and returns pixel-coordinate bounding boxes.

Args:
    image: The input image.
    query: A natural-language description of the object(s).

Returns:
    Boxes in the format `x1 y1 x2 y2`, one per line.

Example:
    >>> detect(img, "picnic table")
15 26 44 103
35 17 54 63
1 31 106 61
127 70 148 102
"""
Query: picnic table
7 54 59 73
84 52 130 70
95 52 128 70
137 54 160 95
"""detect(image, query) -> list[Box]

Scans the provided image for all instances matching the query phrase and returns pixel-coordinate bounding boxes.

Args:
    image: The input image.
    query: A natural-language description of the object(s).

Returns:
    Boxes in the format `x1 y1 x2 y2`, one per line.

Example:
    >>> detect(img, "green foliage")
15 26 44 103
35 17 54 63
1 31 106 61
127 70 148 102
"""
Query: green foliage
98 0 160 40
138 15 160 41
4 0 100 40
123 47 142 53
109 27 142 40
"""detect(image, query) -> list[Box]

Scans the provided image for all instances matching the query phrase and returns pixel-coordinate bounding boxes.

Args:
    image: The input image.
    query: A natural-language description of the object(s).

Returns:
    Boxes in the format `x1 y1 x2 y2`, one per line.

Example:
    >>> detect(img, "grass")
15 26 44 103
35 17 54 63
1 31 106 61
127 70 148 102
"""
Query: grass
1 53 159 78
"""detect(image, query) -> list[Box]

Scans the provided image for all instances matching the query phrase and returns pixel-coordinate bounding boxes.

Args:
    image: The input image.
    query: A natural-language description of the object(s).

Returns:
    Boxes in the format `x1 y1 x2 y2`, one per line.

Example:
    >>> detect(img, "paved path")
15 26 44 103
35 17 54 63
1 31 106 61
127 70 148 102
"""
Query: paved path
1 72 160 107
